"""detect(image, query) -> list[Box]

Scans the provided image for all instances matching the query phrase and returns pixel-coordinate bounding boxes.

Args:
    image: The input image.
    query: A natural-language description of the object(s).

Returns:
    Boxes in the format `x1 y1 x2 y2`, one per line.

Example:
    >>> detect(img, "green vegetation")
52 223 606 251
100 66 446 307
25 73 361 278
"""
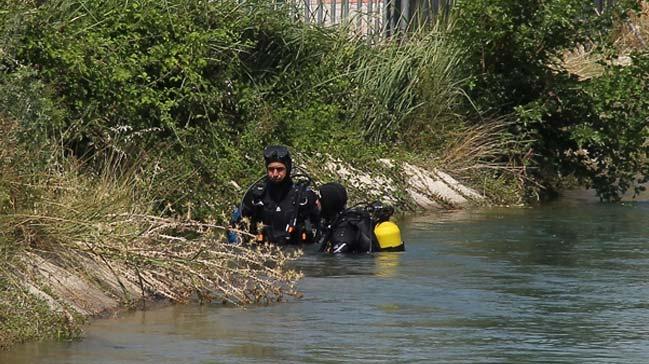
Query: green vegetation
1 0 647 348
1 0 481 218
0 286 83 349
452 0 648 200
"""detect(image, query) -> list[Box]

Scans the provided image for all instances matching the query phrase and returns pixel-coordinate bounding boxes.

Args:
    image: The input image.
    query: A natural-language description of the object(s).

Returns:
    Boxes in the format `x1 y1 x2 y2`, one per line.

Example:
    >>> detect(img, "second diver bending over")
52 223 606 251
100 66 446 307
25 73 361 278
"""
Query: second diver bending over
317 182 404 254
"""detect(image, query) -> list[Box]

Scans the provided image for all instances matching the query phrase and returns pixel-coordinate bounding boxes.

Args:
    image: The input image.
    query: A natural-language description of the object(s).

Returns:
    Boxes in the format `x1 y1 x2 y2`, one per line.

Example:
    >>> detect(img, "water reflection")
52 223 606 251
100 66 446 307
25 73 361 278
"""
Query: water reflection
374 253 403 278
296 249 404 279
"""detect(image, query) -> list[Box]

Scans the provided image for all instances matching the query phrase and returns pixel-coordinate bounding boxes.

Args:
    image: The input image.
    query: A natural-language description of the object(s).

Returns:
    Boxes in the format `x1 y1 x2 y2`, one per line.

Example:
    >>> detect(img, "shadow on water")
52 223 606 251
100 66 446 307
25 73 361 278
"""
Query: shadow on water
3 194 649 364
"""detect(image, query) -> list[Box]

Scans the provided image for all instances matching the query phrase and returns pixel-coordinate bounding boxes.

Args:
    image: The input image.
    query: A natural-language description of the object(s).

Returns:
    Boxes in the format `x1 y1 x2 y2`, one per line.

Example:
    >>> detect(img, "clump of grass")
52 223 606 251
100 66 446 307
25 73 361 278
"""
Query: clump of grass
0 282 83 349
351 17 465 144
435 121 522 174
561 44 605 80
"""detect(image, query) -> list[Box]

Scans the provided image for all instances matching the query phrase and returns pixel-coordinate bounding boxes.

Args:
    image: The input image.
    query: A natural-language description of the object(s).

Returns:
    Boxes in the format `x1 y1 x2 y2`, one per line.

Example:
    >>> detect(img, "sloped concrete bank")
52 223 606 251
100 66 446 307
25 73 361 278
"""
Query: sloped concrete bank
319 157 485 210
21 252 141 318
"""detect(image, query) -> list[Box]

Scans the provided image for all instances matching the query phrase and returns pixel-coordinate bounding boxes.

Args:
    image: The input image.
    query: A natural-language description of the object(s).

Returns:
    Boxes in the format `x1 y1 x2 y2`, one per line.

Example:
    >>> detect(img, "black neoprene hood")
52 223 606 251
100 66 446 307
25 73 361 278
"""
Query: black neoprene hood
319 182 348 219
263 145 292 174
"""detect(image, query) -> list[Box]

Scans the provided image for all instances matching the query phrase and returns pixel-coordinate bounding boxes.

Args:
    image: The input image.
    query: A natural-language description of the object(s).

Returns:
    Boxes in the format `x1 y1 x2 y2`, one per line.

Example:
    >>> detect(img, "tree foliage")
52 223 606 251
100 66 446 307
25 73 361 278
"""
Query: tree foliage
1 0 358 217
453 0 647 200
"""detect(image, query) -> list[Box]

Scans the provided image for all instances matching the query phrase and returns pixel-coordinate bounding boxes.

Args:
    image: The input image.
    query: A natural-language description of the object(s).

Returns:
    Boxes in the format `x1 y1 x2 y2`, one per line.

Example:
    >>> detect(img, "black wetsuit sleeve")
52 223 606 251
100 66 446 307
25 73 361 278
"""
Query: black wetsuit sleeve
240 188 255 218
239 186 263 236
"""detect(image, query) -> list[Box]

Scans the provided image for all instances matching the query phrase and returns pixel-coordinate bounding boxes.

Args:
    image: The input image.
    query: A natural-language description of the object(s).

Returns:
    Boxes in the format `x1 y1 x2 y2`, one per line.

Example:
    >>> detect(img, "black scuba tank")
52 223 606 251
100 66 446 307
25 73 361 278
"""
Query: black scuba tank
329 208 374 253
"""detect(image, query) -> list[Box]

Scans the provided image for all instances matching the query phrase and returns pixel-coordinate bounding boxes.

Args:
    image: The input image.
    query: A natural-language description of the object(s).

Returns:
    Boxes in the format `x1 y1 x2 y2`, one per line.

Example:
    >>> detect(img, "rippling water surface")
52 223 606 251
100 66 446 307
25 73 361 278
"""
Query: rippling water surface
3 198 649 363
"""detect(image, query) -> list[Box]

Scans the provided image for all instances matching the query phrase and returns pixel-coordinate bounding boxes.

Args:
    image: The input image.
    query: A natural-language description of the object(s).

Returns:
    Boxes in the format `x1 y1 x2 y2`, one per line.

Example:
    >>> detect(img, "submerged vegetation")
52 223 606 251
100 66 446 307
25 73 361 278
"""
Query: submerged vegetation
0 0 647 348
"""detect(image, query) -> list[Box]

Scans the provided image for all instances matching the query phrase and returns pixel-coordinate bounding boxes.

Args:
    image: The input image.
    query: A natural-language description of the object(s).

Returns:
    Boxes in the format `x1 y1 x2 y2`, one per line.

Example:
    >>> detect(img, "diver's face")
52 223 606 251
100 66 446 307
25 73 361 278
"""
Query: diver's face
267 162 287 183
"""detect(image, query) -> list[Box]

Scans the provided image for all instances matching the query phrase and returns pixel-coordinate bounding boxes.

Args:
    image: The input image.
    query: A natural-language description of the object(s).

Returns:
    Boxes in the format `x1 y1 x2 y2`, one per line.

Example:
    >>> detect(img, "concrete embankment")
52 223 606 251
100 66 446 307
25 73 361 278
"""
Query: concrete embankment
320 157 485 210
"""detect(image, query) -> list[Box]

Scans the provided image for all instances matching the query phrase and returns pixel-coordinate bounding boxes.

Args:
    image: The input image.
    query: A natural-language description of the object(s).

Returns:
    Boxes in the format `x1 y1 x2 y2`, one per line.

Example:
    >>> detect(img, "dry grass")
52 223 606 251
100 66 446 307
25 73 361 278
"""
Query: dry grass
561 44 605 80
417 119 534 204
562 2 648 80
613 1 649 52
5 171 303 307
434 120 526 174
11 210 304 306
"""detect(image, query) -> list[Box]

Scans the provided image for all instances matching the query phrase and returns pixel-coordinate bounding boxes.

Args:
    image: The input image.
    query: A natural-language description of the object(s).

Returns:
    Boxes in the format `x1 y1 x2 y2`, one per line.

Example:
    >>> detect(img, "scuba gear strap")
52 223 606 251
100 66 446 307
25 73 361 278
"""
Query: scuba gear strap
238 169 317 244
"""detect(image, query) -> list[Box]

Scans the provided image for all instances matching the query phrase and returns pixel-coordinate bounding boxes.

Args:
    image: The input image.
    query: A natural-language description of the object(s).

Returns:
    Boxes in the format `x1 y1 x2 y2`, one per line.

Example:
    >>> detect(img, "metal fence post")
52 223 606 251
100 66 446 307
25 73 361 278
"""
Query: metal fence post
400 0 409 32
368 0 374 37
357 0 362 29
343 0 350 23
304 0 311 23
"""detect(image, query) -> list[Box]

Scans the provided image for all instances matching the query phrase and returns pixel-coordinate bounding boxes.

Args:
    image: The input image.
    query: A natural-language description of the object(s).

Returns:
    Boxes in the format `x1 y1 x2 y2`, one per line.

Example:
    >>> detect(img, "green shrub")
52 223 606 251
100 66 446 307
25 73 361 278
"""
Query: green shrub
567 52 649 199
452 0 647 200
0 0 354 216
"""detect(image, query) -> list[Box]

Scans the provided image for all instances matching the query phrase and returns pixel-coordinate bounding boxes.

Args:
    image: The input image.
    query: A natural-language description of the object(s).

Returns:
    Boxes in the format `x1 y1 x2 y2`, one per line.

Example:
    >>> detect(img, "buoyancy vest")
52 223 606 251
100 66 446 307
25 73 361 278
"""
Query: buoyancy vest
317 201 404 254
248 179 314 244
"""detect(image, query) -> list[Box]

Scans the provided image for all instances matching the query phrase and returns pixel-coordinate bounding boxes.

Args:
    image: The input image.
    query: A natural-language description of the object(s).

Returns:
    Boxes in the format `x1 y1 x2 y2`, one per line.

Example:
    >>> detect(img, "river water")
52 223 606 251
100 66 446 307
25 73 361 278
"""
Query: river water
3 196 649 363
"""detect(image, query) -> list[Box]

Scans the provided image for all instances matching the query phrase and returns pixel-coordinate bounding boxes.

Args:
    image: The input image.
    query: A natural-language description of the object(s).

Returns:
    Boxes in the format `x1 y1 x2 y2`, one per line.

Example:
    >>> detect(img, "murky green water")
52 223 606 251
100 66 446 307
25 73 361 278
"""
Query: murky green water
3 197 649 363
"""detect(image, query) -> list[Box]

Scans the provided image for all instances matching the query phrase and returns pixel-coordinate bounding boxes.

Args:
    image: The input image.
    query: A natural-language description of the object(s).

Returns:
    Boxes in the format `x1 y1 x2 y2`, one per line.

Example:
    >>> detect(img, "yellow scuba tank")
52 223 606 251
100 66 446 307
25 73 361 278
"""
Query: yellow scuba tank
374 221 404 251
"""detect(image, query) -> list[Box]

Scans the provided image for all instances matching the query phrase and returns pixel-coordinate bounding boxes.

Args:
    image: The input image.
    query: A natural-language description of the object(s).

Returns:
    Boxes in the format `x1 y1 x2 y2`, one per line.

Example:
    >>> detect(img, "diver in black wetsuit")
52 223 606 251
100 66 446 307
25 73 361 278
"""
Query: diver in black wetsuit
237 145 320 245
317 182 373 253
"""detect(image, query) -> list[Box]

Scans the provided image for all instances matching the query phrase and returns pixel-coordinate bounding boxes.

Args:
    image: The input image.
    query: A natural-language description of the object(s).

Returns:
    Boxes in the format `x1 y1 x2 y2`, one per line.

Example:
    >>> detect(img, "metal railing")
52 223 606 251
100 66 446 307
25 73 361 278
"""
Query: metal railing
295 0 451 38
292 0 618 38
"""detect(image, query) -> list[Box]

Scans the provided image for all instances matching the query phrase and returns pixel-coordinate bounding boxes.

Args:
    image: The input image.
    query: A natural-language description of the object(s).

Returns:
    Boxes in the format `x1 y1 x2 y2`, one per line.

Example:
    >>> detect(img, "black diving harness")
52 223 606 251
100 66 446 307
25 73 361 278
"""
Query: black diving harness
318 201 395 253
238 169 314 243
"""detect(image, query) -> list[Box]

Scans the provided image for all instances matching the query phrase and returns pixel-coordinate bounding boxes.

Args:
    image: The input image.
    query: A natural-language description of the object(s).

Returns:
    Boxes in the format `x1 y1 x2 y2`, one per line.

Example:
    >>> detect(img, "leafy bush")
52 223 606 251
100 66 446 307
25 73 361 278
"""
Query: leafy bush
565 52 649 199
452 0 647 200
1 0 357 217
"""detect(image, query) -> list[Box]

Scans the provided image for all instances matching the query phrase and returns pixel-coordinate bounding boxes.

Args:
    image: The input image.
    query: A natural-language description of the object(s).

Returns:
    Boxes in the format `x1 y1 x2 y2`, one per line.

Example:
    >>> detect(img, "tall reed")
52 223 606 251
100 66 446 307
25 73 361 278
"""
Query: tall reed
349 17 466 145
